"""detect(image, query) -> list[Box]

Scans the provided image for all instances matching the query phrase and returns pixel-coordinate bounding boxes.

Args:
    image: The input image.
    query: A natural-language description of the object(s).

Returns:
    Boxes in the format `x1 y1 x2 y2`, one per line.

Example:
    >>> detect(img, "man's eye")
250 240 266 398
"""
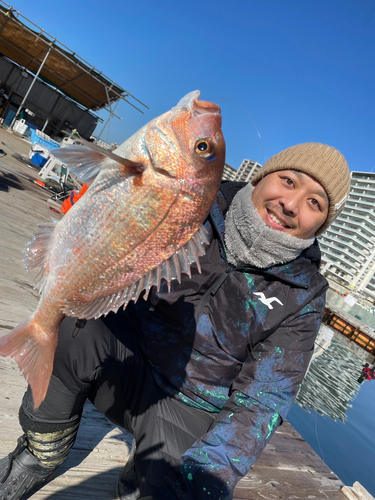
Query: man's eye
285 178 294 186
310 199 320 207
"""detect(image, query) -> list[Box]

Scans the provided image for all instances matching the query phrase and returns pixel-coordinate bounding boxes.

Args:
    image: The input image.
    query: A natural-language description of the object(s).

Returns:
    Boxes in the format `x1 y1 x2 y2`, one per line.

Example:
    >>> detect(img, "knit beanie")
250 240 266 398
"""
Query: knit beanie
251 143 351 235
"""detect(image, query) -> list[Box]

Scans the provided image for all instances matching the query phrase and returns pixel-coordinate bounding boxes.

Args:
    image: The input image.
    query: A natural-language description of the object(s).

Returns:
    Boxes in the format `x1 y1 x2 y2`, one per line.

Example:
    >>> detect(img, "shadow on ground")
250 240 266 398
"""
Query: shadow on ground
24 467 124 499
0 172 25 191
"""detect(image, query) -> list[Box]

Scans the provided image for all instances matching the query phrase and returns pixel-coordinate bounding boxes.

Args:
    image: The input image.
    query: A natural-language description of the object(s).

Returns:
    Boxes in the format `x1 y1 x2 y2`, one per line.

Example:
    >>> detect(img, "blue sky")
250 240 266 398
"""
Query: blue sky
11 0 375 172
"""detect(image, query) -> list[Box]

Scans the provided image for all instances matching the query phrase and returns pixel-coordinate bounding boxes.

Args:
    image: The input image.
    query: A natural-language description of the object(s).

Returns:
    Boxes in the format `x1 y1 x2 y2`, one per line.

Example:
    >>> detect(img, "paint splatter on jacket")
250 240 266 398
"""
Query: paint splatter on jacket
132 182 329 499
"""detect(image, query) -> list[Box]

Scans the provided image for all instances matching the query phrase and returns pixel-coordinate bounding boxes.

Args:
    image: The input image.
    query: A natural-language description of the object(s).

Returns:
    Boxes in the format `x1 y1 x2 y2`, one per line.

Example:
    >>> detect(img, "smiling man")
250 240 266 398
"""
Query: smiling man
0 143 351 500
225 143 349 270
252 169 329 238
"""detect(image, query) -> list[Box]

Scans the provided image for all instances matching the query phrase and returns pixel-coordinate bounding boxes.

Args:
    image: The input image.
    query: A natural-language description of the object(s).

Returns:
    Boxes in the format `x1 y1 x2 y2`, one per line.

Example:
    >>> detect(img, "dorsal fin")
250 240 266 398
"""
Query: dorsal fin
63 225 210 320
50 143 145 182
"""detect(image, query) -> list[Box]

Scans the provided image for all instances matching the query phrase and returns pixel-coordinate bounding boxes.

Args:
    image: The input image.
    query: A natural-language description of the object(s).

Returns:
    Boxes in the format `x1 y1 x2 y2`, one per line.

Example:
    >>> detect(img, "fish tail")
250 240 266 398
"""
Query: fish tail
0 318 58 409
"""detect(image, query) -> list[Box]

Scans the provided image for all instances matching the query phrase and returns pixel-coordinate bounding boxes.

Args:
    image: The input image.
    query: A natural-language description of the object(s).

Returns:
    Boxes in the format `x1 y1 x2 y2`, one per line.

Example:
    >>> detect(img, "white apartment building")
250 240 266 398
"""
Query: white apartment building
235 159 262 182
221 159 262 182
222 163 237 181
319 171 375 300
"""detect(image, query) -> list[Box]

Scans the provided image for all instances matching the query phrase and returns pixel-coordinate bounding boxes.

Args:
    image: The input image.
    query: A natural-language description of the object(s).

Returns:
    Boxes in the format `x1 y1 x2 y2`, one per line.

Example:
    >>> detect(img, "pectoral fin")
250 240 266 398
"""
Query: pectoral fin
51 143 145 182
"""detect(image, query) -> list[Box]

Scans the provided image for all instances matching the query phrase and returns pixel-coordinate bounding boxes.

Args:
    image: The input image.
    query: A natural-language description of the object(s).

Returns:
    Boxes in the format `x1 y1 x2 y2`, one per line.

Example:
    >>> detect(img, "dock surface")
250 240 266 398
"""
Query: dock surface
0 129 347 499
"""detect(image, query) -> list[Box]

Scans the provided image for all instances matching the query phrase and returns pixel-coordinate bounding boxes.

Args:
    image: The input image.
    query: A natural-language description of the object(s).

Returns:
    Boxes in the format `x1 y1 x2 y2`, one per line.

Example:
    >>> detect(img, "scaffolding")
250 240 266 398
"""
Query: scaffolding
0 1 148 134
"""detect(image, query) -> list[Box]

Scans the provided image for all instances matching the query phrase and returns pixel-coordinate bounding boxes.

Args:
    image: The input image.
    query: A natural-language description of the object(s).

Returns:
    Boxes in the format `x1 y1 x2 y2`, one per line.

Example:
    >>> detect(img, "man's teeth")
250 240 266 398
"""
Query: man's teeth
269 212 286 227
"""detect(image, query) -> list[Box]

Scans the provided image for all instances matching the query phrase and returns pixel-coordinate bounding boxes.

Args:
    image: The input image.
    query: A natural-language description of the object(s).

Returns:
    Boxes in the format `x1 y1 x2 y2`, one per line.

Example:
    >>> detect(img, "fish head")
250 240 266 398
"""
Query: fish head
146 91 225 206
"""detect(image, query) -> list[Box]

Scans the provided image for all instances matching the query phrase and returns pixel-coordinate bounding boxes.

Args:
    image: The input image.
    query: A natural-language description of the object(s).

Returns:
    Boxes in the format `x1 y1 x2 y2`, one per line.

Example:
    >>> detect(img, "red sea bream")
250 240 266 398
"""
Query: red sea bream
0 91 225 408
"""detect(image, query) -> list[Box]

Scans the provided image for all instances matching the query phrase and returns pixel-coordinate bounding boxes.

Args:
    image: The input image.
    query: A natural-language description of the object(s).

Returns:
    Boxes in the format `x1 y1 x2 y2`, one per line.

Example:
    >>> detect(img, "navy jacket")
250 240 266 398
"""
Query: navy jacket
133 182 328 499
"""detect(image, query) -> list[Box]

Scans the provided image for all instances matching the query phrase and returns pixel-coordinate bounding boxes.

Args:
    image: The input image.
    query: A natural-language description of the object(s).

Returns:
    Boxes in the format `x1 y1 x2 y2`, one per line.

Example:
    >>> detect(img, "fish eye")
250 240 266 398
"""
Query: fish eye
195 138 214 158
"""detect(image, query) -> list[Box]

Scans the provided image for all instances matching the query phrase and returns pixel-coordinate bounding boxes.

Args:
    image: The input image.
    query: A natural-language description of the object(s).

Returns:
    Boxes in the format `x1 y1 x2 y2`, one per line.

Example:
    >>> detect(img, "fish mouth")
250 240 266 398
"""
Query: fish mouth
192 99 221 116
175 90 201 109
175 91 221 116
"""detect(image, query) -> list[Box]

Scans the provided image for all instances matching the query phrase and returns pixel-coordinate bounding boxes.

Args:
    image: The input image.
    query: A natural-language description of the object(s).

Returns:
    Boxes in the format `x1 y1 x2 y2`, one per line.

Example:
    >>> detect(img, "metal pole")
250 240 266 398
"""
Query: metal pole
96 88 122 141
96 102 120 141
10 42 54 129
41 118 49 132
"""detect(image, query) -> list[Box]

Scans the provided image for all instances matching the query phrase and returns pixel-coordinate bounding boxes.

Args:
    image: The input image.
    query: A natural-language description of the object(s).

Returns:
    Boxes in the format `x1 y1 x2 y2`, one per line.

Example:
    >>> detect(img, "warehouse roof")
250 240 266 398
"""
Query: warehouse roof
0 2 147 112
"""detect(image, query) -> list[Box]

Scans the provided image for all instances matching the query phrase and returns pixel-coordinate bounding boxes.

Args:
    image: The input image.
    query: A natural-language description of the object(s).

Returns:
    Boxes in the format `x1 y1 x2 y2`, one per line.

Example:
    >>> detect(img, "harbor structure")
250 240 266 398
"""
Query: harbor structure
323 304 375 355
319 171 375 301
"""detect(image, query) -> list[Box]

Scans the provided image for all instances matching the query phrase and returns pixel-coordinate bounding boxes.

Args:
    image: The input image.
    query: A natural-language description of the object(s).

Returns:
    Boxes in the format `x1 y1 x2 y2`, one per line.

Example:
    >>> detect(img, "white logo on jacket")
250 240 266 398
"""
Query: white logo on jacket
254 292 284 310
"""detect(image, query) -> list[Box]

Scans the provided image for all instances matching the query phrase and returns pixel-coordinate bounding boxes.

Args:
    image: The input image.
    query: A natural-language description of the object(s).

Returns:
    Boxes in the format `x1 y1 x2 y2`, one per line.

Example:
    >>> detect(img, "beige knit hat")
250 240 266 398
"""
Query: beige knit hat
251 142 351 235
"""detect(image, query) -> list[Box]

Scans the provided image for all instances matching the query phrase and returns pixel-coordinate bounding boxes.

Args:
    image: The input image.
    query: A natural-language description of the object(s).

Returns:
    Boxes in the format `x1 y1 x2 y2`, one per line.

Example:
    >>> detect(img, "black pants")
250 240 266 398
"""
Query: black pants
20 313 215 496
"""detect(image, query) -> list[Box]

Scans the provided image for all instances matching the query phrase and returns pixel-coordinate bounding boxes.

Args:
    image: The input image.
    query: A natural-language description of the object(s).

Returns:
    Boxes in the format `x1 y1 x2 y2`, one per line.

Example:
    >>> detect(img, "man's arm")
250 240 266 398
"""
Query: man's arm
153 294 325 500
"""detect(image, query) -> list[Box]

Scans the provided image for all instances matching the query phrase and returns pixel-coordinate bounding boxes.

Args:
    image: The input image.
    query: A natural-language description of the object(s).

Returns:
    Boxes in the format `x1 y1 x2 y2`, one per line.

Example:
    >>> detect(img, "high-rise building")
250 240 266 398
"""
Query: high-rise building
235 159 262 182
221 159 262 182
222 163 237 181
319 171 375 299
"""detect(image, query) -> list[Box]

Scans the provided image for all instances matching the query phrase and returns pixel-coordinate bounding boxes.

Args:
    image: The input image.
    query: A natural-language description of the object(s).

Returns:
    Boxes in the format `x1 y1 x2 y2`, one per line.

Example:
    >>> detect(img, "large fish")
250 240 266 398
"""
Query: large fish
0 91 225 408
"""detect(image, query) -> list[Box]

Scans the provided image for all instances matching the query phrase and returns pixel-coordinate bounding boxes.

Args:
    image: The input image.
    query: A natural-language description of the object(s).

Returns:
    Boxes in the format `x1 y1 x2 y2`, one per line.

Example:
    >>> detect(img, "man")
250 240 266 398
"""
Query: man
0 142 350 500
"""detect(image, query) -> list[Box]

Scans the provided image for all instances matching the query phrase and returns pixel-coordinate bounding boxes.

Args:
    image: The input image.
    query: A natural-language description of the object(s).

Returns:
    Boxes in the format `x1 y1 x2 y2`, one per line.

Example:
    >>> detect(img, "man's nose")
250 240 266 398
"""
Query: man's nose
280 194 301 215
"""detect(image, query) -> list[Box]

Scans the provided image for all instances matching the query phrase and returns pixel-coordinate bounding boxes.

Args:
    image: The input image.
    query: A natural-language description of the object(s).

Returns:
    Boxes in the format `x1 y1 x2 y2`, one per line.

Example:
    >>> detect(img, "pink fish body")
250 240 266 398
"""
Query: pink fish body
0 91 225 408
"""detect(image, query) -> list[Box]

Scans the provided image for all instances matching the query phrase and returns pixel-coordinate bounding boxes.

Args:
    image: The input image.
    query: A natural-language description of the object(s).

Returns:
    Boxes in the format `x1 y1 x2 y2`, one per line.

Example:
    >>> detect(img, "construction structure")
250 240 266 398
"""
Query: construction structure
0 1 147 140
319 171 375 301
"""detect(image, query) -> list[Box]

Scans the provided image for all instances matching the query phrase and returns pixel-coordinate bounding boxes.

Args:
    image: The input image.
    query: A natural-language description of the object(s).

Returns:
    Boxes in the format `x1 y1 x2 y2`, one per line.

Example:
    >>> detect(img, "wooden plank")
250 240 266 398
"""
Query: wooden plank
341 482 375 500
0 357 133 500
233 422 344 499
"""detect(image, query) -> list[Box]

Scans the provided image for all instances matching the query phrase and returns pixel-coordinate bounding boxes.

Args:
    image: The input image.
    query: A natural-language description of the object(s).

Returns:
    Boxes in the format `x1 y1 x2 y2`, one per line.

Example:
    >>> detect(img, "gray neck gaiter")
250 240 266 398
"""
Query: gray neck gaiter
224 183 314 269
